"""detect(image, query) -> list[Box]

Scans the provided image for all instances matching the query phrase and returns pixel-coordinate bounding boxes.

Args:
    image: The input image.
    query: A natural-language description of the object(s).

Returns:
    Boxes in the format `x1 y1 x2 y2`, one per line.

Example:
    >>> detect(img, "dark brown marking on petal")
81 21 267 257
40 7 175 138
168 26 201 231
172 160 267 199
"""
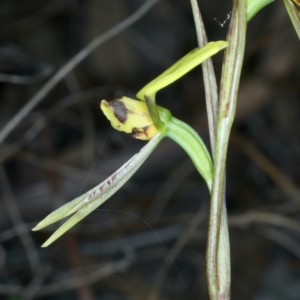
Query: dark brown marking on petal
132 126 149 139
132 127 143 134
111 100 128 123
143 125 150 137
132 127 144 136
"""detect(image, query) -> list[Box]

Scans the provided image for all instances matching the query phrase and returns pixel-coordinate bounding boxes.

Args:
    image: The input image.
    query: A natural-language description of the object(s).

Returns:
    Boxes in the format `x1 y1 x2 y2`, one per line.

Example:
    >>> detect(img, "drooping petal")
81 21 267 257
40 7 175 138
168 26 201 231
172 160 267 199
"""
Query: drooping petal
32 132 164 247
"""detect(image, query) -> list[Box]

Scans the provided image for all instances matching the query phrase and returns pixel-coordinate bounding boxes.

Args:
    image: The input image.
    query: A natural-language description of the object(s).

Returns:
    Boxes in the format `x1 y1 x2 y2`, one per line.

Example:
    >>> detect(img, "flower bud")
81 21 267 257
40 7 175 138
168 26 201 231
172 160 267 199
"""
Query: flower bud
101 96 160 140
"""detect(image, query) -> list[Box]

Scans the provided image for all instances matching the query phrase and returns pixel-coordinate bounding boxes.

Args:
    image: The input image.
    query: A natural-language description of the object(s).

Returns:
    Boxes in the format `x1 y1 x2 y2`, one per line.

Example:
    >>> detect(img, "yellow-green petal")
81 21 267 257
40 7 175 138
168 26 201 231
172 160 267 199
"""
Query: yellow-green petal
136 41 228 101
101 97 160 140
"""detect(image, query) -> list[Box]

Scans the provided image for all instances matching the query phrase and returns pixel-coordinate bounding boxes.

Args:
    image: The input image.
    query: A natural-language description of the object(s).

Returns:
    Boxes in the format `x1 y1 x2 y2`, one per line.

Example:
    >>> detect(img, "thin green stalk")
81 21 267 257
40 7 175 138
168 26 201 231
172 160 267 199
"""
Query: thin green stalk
190 0 218 148
206 1 247 299
145 94 165 130
190 1 231 299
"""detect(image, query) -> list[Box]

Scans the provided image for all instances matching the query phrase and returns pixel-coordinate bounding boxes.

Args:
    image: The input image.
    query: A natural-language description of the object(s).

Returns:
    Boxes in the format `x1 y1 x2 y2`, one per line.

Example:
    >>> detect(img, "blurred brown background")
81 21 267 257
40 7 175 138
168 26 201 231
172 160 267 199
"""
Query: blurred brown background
0 0 300 299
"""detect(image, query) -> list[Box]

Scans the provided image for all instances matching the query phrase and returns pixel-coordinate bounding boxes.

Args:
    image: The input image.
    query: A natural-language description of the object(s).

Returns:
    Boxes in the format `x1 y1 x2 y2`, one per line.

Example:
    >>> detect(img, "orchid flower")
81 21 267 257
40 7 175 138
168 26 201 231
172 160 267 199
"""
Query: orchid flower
32 41 228 247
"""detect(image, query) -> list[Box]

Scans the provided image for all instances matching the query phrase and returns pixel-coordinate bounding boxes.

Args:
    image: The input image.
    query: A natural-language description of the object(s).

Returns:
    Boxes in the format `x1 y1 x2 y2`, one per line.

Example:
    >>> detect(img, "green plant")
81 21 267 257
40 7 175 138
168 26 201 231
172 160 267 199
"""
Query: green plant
33 0 300 298
32 41 228 247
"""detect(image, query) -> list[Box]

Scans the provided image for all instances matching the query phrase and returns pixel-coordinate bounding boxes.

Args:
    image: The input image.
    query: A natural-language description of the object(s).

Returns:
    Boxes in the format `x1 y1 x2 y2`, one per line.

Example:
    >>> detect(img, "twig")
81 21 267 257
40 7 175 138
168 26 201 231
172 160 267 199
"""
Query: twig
260 227 300 259
0 224 33 242
148 209 206 300
0 254 132 297
64 72 96 166
231 131 297 191
0 166 41 272
63 234 95 300
127 28 173 67
21 265 52 300
0 0 160 144
229 211 300 234
0 0 70 37
0 86 115 165
0 66 53 85
0 244 6 271
149 159 194 223
38 249 133 296
16 151 105 184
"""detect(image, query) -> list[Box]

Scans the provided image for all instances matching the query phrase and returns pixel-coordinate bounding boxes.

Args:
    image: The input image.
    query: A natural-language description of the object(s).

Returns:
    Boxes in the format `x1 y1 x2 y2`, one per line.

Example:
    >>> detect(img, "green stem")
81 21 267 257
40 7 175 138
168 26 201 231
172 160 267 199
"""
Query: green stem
190 1 231 299
190 0 218 148
145 94 165 131
206 1 247 299
162 113 232 300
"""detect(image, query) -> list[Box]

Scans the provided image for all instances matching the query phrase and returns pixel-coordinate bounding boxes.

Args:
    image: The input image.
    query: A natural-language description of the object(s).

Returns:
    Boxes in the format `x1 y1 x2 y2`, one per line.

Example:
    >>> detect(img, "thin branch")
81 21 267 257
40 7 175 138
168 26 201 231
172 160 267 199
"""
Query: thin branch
0 244 6 271
0 0 160 144
0 224 33 243
260 227 300 259
0 255 132 297
229 211 300 234
16 151 105 184
21 265 52 300
0 0 70 37
0 166 41 272
149 159 194 223
64 72 96 166
0 86 115 165
231 131 297 191
148 209 206 300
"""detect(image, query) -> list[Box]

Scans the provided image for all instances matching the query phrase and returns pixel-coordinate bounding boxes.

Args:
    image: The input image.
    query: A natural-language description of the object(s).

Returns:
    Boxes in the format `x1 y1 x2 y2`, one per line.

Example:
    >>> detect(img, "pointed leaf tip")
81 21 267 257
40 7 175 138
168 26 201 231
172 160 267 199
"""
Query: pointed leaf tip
34 133 164 246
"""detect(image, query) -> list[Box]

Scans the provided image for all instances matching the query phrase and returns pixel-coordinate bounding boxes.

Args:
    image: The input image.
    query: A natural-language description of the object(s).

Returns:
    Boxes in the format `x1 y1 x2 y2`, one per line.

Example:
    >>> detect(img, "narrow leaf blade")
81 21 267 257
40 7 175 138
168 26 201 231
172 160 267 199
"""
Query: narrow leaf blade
136 41 228 100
